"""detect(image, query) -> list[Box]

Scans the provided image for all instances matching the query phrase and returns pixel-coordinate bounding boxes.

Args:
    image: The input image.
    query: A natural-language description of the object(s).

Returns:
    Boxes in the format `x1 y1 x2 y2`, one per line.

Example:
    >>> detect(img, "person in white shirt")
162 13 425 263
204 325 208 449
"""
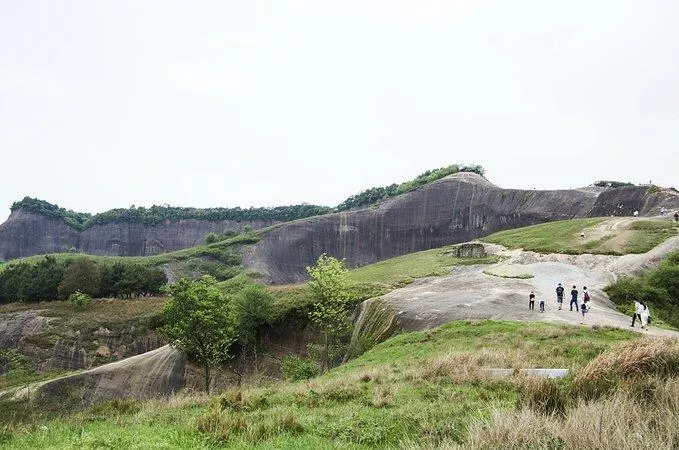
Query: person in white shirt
639 301 650 330
631 301 643 327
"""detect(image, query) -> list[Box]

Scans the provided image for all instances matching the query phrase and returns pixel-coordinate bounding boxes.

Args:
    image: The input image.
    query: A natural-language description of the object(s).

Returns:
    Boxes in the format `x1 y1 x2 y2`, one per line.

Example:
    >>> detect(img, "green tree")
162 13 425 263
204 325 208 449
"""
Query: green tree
159 276 234 393
306 253 354 371
230 284 275 377
58 257 101 299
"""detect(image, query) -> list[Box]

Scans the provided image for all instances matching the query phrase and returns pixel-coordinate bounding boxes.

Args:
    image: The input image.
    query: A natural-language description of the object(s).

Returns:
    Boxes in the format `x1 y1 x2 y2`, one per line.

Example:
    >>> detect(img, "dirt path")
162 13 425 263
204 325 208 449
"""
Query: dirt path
580 217 637 253
382 237 679 338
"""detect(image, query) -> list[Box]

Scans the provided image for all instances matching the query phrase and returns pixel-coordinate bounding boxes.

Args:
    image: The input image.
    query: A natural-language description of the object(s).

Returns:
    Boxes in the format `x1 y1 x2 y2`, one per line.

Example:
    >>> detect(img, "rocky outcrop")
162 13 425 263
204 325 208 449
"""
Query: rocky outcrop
0 311 51 353
7 345 185 407
245 174 679 284
0 211 275 260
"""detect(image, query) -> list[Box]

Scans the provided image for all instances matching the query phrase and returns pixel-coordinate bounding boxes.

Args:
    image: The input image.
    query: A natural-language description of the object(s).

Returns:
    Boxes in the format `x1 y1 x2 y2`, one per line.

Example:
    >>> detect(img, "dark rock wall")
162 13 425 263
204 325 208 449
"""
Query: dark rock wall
244 175 601 283
0 210 276 260
244 175 679 284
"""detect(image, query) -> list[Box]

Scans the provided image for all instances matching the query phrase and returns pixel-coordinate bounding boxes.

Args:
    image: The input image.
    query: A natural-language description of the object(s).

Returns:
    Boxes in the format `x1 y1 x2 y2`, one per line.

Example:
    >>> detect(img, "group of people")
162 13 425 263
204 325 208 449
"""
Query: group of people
528 284 653 330
528 283 592 324
631 300 651 330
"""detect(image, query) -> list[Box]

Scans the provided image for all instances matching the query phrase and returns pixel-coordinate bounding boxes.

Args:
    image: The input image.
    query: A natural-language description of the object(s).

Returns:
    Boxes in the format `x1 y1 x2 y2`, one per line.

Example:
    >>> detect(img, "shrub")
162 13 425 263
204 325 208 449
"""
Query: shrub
281 355 318 381
68 291 92 310
574 338 679 400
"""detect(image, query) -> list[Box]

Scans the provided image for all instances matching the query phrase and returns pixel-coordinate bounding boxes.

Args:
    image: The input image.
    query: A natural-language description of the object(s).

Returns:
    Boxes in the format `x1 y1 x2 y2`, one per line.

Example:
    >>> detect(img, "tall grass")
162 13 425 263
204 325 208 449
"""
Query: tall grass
465 379 679 449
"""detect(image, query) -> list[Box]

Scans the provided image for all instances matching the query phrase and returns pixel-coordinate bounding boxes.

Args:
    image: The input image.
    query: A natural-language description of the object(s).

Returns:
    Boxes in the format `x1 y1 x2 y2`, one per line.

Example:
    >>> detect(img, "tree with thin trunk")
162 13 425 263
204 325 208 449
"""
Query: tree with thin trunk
306 253 353 372
159 276 234 393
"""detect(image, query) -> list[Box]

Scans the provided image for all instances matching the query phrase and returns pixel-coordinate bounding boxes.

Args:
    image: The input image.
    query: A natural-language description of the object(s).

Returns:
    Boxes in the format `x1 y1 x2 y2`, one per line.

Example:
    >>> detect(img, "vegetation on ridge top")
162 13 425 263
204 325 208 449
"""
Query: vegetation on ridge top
9 164 485 229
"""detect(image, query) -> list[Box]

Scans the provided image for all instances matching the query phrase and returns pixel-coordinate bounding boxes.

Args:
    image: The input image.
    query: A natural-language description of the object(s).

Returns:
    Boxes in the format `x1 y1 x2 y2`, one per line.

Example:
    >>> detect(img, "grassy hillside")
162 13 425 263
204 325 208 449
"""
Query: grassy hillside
482 217 677 255
4 320 674 448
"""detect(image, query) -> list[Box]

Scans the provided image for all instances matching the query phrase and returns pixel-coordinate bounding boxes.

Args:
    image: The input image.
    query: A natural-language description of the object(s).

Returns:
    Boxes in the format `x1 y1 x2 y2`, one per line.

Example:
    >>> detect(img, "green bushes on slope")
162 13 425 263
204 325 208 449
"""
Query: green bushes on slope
0 256 167 302
605 251 679 328
335 164 485 211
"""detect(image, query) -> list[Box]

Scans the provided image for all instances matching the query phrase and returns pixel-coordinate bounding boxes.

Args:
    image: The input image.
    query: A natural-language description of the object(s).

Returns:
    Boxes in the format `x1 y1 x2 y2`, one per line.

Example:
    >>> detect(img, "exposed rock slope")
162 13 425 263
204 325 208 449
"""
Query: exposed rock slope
245 174 679 283
0 210 274 260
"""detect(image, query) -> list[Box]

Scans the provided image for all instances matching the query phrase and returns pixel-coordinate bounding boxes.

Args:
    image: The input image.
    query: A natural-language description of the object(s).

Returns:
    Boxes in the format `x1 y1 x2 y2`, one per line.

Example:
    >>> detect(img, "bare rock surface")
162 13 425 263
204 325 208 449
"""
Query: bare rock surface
0 311 51 351
381 235 679 338
245 174 679 284
7 345 184 405
0 210 275 260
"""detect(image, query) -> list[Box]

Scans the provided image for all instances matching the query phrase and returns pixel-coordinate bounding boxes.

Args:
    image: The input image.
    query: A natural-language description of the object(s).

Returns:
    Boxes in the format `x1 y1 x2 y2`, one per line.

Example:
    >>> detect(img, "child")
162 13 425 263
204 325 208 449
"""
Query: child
539 298 545 313
580 298 591 324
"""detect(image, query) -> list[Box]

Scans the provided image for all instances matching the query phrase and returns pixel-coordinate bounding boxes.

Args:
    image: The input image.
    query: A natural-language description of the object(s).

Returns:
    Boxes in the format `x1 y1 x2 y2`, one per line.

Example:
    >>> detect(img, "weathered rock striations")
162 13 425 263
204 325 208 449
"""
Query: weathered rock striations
2 174 678 272
244 173 679 284
0 210 275 260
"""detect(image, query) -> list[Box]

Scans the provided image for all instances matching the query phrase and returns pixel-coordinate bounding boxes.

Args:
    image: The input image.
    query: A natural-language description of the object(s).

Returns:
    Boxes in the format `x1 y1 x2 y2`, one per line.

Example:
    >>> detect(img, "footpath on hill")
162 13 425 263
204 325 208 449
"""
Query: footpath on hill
382 227 679 338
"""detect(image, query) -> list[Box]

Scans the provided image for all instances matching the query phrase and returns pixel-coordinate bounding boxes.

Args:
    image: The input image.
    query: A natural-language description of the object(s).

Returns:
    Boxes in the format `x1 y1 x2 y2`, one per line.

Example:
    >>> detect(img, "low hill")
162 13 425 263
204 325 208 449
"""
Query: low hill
2 320 678 448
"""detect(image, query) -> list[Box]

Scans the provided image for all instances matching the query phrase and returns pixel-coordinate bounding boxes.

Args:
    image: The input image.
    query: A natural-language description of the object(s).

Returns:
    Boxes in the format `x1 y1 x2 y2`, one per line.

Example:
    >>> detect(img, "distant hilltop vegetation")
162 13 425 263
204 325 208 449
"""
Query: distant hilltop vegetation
1 164 678 263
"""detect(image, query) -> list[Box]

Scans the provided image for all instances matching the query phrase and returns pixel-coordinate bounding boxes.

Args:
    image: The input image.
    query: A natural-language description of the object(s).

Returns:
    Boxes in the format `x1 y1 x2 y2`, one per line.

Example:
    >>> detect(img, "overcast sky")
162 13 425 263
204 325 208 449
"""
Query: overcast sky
1 0 678 222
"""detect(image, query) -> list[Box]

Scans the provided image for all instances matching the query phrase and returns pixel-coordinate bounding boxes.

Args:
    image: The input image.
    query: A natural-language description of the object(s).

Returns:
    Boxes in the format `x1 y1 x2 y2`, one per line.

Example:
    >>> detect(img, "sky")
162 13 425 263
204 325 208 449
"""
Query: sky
1 0 678 222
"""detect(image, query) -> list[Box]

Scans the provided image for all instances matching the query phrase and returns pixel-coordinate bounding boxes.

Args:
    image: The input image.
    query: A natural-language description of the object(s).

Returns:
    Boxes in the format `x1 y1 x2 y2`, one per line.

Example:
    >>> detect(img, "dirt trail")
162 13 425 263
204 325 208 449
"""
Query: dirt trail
382 235 679 338
580 217 637 253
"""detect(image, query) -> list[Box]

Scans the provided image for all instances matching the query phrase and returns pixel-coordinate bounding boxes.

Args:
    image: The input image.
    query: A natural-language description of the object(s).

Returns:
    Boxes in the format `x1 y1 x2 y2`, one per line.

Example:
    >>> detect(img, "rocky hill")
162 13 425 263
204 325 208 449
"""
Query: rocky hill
2 173 679 272
0 209 274 261
244 173 679 283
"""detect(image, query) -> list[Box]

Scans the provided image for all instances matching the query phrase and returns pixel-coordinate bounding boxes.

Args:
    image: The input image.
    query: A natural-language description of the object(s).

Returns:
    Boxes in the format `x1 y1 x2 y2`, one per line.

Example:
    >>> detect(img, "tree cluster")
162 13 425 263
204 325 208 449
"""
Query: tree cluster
0 256 167 303
605 251 679 328
593 180 635 188
159 276 275 392
10 197 332 230
335 164 485 211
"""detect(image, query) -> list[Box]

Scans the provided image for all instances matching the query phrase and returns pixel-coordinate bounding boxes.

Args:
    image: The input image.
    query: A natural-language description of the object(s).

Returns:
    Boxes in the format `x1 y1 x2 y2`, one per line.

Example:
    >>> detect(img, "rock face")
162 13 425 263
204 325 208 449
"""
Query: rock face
8 345 186 407
245 174 679 284
0 311 51 354
0 210 276 260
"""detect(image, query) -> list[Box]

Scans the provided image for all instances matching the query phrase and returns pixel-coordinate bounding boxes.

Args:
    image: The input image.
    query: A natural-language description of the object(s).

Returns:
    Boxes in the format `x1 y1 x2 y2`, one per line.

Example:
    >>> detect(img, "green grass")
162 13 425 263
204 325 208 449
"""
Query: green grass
0 320 638 448
348 246 500 288
482 217 677 255
626 220 678 253
481 218 607 254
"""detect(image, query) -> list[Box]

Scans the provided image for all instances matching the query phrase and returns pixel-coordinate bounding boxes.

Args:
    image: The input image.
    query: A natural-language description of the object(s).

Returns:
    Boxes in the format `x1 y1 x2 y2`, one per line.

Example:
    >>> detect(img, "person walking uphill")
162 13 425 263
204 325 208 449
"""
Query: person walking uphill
529 291 535 310
555 283 565 310
570 286 579 312
631 301 643 327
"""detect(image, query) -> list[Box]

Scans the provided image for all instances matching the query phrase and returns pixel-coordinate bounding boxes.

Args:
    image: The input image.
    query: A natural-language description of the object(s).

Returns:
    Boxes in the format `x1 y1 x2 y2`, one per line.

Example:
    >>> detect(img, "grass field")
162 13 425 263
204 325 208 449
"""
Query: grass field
481 217 677 254
1 320 652 448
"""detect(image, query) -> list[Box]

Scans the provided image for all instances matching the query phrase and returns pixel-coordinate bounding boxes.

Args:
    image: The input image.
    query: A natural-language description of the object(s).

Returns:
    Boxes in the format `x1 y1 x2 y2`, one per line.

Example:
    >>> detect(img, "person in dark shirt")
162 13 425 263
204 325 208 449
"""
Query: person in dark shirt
555 283 565 310
529 291 535 310
570 286 579 312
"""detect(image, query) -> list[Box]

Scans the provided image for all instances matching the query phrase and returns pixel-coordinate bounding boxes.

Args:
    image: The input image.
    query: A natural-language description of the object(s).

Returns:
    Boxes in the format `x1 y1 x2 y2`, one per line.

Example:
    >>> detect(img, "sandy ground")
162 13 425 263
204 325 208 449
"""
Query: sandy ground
383 229 679 338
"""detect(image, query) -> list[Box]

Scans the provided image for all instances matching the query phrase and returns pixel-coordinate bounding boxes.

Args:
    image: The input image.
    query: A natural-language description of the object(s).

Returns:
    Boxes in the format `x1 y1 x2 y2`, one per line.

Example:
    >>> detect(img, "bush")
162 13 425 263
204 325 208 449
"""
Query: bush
573 338 679 400
281 355 318 381
68 291 92 310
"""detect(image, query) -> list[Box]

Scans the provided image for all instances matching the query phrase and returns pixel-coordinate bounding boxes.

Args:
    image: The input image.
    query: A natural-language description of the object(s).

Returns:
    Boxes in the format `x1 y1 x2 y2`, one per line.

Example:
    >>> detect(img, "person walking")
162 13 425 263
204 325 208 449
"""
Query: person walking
555 283 565 310
582 286 590 303
674 211 679 223
570 286 579 311
529 291 535 310
631 301 643 327
539 297 545 313
639 301 651 330
580 298 590 324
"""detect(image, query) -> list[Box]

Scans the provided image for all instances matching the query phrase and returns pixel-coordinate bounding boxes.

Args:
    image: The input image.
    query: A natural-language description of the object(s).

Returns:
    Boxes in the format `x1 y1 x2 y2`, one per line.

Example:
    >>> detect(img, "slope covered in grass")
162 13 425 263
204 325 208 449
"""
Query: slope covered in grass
482 217 677 255
0 320 639 448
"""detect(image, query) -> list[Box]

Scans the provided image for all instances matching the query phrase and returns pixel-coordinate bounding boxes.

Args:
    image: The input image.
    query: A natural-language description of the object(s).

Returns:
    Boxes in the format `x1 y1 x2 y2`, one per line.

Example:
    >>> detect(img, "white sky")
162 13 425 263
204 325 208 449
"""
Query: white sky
1 0 678 221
